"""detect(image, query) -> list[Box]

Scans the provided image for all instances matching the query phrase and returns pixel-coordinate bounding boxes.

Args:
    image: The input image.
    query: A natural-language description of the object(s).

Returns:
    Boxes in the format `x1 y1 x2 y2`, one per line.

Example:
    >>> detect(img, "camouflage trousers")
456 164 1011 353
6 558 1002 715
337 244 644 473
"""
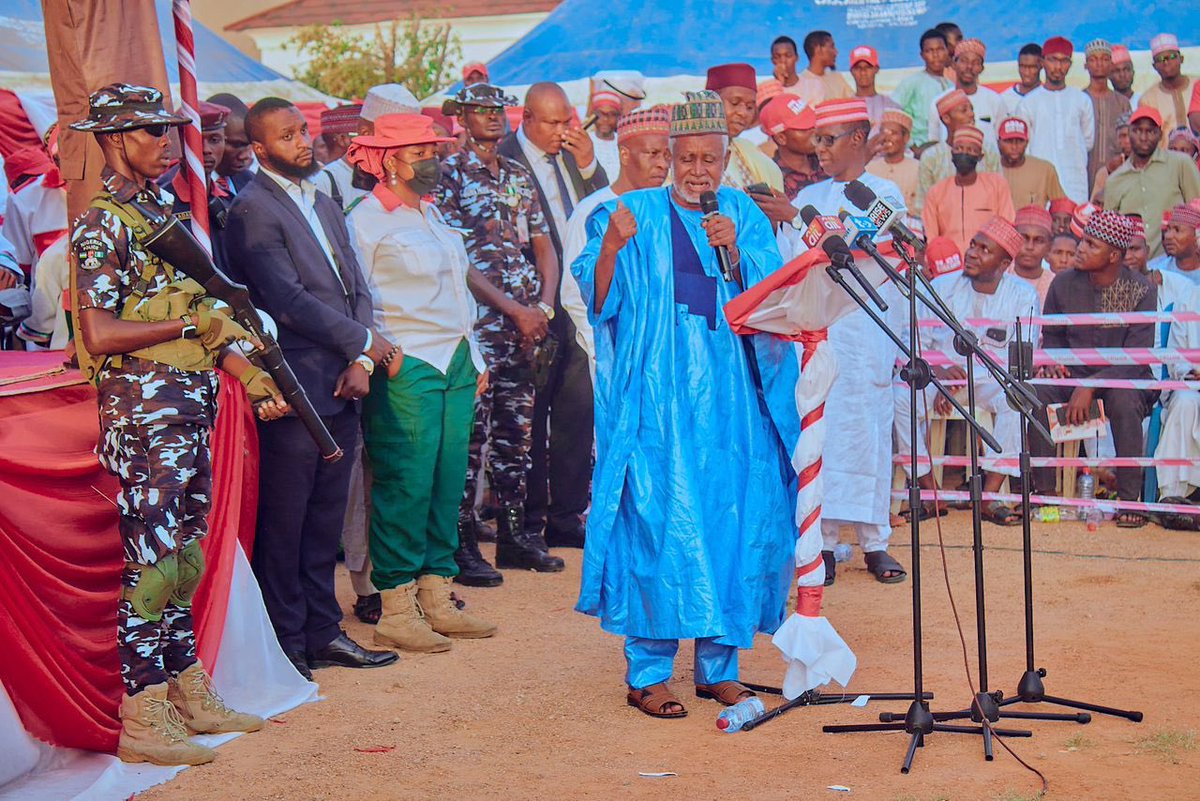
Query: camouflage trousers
460 332 536 517
99 423 211 695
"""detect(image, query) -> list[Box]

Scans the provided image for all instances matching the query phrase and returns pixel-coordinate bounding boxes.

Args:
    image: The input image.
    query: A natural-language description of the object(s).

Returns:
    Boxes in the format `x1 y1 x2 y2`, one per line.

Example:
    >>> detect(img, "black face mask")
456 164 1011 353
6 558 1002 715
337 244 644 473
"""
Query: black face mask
952 152 981 175
406 157 442 196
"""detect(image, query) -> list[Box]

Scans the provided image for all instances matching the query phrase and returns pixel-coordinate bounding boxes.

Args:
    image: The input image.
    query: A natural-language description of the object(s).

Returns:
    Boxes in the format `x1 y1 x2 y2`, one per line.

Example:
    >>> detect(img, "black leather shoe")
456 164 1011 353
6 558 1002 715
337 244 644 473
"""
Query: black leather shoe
308 632 399 670
544 522 586 549
286 650 313 681
495 506 565 572
454 518 504 587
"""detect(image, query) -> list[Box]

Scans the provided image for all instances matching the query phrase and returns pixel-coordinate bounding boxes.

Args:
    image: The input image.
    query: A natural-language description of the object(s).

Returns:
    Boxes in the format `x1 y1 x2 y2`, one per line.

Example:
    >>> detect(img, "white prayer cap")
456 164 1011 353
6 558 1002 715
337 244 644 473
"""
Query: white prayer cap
361 84 421 122
593 70 647 101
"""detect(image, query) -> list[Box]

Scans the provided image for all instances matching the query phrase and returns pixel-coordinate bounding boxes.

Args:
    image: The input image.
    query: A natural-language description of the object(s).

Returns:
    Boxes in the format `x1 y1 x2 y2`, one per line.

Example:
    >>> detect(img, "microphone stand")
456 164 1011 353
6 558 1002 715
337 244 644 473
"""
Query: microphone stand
992 319 1144 723
817 248 1032 773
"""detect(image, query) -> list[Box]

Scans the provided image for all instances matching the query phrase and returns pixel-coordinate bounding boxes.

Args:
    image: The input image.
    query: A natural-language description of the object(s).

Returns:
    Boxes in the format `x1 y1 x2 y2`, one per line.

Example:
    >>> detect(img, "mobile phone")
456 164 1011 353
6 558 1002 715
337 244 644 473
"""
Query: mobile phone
581 113 598 131
746 182 771 195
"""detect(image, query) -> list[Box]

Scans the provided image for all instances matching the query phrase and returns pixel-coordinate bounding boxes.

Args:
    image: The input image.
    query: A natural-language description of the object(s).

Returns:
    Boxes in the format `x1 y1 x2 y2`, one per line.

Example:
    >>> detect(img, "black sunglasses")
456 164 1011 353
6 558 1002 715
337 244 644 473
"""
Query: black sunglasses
137 123 170 138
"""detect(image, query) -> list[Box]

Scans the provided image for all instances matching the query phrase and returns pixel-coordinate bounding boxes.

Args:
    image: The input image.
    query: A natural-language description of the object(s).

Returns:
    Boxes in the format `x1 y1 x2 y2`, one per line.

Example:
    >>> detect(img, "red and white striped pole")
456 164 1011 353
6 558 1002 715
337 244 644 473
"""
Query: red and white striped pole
171 0 212 257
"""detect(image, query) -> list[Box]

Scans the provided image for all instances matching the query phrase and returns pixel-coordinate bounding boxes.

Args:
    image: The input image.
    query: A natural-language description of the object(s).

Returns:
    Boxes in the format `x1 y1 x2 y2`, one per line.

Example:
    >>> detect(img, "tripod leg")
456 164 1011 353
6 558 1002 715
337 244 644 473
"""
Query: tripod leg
1040 695 1143 722
1000 709 1091 723
901 731 922 774
983 724 994 761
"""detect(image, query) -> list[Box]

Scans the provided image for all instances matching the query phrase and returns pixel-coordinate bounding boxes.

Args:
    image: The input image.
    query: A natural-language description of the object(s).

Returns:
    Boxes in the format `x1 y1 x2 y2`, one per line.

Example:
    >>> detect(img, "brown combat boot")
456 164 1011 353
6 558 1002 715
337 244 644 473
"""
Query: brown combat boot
168 662 264 734
416 574 498 639
374 581 453 653
117 682 216 766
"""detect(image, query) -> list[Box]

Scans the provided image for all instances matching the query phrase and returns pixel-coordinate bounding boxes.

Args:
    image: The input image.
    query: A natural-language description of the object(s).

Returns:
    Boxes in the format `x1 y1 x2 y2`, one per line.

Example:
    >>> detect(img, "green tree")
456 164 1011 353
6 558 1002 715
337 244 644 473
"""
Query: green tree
286 16 462 100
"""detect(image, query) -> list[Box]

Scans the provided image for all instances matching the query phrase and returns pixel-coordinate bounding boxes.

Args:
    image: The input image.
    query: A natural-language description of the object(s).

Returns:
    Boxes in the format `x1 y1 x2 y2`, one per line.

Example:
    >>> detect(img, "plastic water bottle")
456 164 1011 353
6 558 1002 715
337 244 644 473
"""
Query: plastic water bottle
716 696 767 732
833 543 853 563
1076 468 1102 532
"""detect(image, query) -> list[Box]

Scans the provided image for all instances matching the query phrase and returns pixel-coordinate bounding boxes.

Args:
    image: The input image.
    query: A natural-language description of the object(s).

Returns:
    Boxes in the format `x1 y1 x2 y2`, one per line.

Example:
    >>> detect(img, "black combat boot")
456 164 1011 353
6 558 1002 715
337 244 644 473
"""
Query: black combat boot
495 505 565 572
453 517 504 587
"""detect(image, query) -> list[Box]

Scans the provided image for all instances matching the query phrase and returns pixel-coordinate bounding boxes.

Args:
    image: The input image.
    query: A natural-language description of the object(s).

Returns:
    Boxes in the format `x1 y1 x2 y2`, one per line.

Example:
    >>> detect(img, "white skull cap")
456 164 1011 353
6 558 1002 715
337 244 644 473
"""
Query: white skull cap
361 84 421 122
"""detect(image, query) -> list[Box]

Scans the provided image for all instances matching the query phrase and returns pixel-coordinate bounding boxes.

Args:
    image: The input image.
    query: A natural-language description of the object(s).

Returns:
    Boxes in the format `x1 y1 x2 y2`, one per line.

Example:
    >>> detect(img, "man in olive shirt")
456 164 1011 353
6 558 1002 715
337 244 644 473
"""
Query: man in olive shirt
1105 106 1200 257
998 116 1067 209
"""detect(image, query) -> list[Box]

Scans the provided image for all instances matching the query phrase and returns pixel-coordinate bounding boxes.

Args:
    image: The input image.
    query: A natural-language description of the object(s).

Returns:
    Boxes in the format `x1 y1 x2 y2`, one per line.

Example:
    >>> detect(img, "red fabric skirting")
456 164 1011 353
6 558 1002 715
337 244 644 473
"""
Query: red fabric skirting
0 352 258 752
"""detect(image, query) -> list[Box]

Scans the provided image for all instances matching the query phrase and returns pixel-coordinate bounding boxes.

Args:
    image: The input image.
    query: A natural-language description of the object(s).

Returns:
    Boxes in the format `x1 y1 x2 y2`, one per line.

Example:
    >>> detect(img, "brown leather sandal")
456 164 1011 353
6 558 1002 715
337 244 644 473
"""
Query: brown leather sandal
626 682 688 718
694 680 756 706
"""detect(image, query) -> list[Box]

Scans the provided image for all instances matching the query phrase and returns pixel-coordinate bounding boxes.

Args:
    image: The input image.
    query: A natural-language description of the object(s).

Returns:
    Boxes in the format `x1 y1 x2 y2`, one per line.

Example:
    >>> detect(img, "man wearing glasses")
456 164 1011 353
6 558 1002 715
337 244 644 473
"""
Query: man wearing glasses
1139 34 1193 145
437 83 565 582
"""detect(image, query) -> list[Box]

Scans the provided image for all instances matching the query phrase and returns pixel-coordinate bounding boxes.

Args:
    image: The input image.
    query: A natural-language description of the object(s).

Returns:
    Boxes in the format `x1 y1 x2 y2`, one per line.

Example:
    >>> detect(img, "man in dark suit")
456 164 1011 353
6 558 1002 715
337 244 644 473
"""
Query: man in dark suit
223 97 399 680
498 82 607 548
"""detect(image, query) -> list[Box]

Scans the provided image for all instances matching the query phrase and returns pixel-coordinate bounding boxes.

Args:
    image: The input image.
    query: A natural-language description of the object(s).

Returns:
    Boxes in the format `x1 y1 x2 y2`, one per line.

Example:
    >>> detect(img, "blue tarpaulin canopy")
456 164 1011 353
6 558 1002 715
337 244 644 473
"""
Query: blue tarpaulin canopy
483 0 1192 85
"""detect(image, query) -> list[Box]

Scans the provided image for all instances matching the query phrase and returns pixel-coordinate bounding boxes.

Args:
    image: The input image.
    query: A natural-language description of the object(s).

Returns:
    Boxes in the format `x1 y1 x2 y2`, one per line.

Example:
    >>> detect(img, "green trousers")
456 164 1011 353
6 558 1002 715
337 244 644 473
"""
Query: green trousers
362 340 478 589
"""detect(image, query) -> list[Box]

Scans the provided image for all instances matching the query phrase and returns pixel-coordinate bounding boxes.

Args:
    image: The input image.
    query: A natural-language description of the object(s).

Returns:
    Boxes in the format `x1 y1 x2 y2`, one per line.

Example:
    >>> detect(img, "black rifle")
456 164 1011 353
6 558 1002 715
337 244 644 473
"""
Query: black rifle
139 214 343 462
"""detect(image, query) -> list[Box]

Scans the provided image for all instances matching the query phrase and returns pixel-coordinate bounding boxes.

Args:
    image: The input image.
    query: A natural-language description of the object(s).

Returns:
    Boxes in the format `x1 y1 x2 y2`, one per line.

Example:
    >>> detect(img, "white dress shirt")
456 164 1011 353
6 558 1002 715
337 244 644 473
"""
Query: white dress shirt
517 125 596 238
561 186 618 365
348 186 484 375
259 165 345 291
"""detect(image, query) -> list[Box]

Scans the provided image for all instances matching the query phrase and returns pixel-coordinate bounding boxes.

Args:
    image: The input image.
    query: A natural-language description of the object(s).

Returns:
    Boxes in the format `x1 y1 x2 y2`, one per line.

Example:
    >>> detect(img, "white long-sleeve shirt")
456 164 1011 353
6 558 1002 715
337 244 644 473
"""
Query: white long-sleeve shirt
348 186 484 375
1015 86 1096 203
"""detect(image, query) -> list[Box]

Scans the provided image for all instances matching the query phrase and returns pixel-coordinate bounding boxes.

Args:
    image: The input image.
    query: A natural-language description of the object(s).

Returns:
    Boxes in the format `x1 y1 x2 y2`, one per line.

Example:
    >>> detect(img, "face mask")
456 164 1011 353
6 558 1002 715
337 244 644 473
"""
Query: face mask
952 152 981 175
405 157 442 196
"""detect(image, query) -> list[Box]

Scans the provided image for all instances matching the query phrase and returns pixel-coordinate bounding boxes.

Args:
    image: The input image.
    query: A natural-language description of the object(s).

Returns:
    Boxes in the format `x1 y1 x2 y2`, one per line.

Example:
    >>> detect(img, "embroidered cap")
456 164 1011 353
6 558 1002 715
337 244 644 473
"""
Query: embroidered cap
617 107 671 142
1015 205 1053 234
977 216 1024 259
1083 210 1136 250
670 90 728 138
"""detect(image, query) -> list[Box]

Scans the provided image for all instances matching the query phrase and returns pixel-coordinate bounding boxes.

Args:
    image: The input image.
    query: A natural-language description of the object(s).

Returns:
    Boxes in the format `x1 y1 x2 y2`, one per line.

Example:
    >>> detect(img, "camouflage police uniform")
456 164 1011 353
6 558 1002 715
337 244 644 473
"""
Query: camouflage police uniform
74 164 220 695
70 85 262 767
436 145 546 520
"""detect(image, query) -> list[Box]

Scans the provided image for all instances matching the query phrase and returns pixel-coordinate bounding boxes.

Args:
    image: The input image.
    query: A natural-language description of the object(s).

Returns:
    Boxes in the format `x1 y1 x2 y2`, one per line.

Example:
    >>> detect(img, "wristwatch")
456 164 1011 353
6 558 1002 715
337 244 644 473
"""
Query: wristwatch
354 354 376 376
536 301 556 320
180 314 198 340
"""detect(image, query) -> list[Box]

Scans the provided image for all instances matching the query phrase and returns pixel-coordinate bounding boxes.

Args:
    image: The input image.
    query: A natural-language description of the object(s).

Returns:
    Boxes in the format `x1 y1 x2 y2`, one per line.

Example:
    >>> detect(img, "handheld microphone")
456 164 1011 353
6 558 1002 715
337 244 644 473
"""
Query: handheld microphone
798 206 887 311
699 190 735 282
842 180 925 253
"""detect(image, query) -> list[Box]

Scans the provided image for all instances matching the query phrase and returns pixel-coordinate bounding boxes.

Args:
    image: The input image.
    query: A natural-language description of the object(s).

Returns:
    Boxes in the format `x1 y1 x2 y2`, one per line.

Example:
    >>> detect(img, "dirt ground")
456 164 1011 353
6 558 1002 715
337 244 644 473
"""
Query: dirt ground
141 514 1200 801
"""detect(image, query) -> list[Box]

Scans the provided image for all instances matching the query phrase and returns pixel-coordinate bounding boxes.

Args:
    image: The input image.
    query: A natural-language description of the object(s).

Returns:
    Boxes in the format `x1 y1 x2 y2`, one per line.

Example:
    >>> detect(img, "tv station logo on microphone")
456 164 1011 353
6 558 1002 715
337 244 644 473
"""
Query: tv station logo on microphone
801 215 843 249
864 200 895 229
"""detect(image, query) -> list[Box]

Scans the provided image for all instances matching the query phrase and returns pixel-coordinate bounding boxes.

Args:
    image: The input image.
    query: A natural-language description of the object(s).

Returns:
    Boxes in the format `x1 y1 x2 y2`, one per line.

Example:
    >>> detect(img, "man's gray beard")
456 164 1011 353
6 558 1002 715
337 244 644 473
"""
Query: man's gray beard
674 185 702 205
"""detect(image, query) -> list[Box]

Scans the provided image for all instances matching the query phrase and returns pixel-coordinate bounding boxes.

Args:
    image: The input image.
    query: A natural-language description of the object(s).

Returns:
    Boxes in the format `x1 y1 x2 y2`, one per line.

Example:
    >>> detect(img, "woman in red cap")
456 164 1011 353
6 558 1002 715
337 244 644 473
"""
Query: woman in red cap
345 114 498 654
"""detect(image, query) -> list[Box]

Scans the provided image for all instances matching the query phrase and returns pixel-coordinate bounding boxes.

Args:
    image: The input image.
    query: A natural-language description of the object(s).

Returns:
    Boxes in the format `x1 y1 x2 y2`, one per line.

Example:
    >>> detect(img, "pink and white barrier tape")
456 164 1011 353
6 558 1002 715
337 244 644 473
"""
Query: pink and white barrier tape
917 377 1200 390
893 455 1199 468
919 348 1200 368
893 489 1200 516
917 311 1200 328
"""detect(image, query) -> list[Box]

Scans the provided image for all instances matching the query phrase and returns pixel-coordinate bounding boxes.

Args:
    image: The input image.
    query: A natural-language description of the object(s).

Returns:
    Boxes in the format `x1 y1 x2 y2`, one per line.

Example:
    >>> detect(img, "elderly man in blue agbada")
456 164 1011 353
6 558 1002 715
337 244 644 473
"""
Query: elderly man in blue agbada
572 91 801 718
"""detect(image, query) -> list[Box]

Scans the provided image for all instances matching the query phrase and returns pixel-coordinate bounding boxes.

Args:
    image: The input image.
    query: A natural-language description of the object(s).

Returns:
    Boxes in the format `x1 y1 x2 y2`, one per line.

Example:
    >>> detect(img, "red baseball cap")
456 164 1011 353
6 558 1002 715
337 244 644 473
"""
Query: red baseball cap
997 116 1029 141
926 236 962 276
1129 106 1164 128
850 45 879 67
760 94 817 134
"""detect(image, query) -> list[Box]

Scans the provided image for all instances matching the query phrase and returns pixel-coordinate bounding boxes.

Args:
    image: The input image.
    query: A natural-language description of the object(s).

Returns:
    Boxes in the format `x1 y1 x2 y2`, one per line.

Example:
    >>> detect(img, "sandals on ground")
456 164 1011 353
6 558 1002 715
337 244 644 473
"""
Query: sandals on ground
1115 510 1149 529
694 680 756 706
864 551 908 584
982 500 1022 526
353 593 382 624
627 682 688 718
